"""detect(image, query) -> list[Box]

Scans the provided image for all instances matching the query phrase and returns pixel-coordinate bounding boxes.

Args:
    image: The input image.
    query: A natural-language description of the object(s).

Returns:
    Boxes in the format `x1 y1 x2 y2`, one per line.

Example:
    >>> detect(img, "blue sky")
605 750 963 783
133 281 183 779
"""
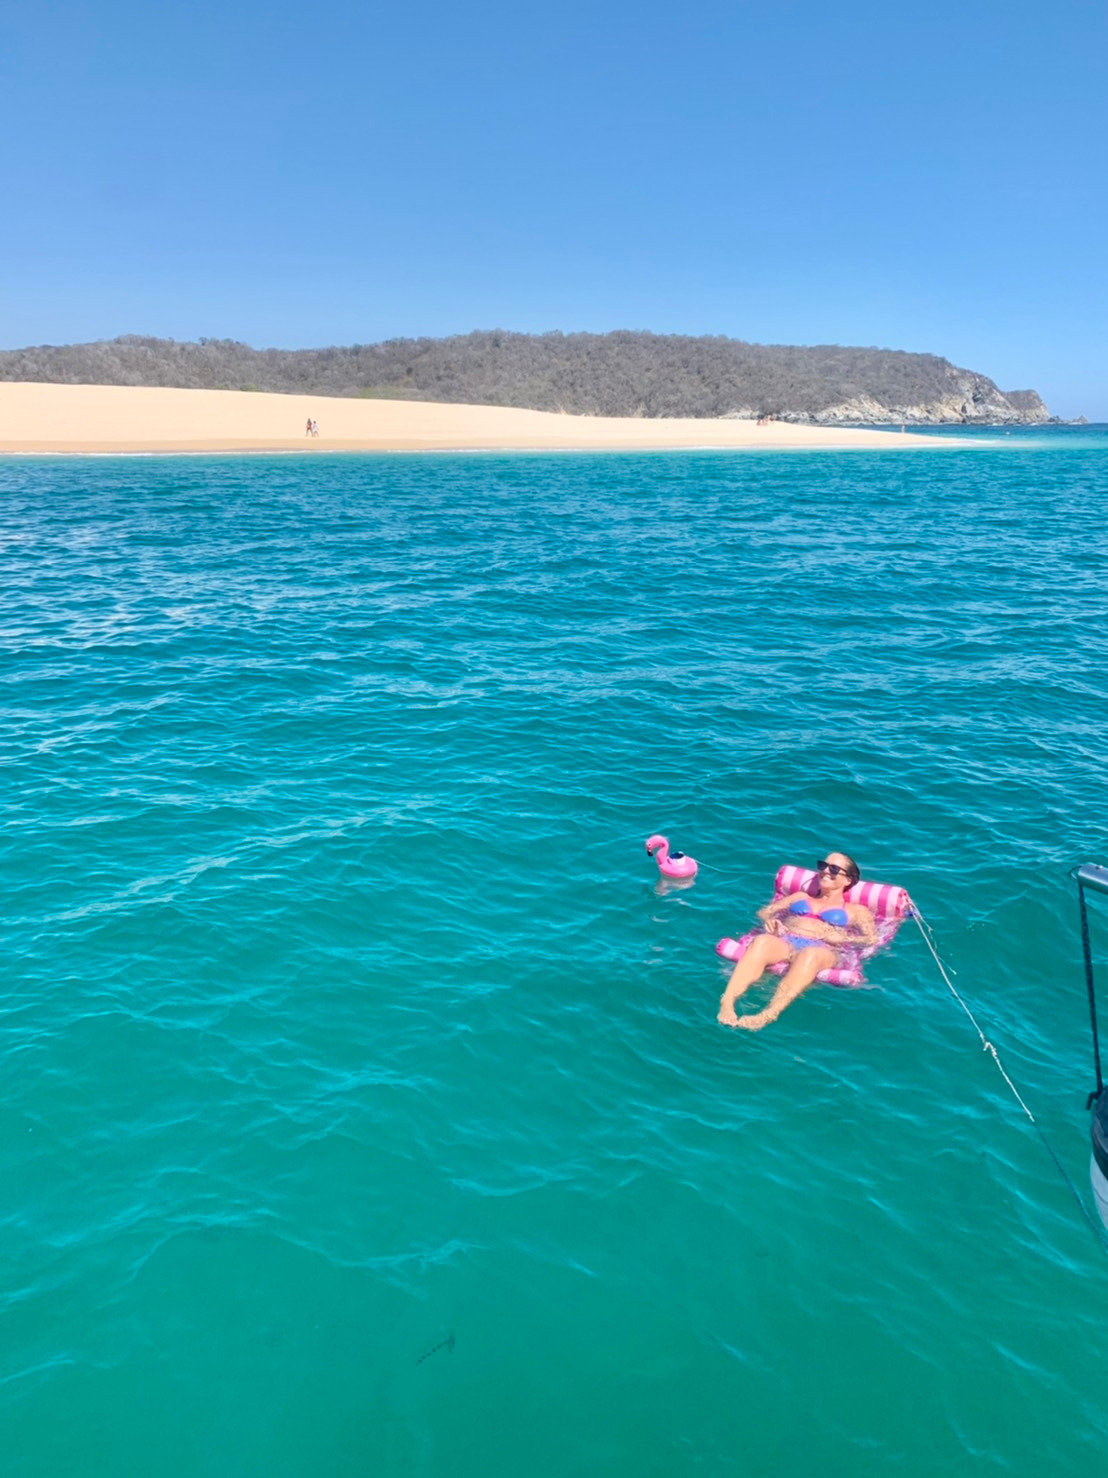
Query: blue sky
2 0 1105 416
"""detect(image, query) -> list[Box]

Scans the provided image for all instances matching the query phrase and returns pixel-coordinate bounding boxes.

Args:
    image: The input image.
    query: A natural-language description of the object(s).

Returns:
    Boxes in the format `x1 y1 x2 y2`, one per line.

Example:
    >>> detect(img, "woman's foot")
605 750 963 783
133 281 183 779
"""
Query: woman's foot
736 1010 776 1031
717 999 740 1027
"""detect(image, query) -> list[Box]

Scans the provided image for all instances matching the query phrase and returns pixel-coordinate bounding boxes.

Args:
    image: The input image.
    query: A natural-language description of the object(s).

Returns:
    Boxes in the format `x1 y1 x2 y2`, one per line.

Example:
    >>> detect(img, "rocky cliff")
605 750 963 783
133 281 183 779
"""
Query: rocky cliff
790 372 1049 426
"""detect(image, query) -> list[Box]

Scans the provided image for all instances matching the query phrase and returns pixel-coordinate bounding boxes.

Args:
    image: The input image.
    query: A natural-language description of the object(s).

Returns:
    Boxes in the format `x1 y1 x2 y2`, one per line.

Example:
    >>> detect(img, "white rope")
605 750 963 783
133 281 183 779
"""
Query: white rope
695 859 748 881
913 910 1038 1119
912 908 1108 1255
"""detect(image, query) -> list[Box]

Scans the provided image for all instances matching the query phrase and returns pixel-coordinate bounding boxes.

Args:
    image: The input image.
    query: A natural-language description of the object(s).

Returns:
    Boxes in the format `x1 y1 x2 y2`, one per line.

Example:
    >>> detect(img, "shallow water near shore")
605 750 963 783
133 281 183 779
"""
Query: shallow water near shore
3 439 1108 1476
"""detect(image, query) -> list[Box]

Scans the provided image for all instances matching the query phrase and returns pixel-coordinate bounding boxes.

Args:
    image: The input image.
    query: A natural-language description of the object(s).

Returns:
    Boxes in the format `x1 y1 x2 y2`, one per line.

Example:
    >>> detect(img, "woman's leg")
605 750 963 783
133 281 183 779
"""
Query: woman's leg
718 935 793 1026
735 946 837 1030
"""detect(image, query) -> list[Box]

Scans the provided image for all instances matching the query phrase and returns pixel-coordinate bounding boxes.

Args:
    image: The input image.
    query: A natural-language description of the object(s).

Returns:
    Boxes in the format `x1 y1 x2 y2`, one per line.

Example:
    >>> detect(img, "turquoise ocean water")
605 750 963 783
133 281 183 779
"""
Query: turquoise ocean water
3 434 1108 1475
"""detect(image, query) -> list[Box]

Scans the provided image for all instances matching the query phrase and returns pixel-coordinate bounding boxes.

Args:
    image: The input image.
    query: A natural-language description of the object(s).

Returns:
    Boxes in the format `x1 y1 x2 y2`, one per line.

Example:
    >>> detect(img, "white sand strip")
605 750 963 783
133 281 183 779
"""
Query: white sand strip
0 382 953 454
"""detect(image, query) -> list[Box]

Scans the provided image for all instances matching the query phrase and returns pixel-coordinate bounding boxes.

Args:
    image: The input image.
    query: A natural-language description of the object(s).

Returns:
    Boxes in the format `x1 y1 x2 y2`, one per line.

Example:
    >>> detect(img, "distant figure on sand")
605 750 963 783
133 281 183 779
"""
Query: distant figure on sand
306 418 313 437
311 420 319 437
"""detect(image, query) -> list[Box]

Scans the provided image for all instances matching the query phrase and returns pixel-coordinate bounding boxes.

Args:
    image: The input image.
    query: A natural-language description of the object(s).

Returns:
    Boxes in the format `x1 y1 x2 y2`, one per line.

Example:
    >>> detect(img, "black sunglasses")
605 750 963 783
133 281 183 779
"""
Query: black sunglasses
816 860 854 879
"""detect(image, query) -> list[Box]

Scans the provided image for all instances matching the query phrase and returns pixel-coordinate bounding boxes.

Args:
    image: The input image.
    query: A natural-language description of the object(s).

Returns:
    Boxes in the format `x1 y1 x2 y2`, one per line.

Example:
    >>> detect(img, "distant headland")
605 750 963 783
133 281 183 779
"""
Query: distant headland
0 331 1059 426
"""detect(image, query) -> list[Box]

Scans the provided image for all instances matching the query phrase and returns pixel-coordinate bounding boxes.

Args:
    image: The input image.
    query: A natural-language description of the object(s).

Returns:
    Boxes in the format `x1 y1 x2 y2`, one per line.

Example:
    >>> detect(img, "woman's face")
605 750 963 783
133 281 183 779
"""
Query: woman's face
816 852 855 891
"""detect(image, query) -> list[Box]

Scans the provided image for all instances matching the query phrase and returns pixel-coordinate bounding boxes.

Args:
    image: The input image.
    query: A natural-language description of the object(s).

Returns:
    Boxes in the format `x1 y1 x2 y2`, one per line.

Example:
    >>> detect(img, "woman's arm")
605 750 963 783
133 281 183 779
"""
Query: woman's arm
757 892 802 933
846 904 878 948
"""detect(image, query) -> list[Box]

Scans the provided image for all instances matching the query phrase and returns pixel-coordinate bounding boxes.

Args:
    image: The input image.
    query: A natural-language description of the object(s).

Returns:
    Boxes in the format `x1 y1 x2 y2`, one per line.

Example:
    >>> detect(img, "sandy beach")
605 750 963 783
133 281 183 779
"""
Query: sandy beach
0 382 952 454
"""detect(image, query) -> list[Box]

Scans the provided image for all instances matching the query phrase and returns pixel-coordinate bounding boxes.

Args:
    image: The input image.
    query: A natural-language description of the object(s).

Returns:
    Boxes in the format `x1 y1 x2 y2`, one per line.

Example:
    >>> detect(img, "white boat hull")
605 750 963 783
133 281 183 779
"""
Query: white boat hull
1093 1153 1108 1234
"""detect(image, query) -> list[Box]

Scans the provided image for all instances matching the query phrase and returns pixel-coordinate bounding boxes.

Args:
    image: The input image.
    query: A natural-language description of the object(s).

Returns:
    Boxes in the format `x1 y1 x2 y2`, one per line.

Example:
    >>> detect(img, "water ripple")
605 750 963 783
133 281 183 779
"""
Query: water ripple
3 446 1108 1474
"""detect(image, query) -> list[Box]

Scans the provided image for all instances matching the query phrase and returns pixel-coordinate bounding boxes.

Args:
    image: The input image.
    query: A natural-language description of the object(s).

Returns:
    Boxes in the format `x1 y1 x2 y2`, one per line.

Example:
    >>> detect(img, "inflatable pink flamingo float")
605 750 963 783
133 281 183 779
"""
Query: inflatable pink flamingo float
645 834 698 879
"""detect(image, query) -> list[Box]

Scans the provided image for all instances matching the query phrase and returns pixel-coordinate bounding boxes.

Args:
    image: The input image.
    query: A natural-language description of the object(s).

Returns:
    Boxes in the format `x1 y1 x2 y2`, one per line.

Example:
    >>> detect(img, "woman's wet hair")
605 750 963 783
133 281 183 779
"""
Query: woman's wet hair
840 854 861 885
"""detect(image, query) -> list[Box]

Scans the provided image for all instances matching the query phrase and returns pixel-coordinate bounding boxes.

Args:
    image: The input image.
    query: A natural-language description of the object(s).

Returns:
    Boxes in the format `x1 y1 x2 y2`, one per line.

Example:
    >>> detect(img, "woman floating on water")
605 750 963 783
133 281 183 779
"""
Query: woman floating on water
717 853 877 1031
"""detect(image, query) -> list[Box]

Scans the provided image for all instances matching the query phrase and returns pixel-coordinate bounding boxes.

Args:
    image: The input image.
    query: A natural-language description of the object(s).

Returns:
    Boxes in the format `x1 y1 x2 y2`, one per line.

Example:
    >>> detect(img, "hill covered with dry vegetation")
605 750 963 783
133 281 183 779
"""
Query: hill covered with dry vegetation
0 331 1050 424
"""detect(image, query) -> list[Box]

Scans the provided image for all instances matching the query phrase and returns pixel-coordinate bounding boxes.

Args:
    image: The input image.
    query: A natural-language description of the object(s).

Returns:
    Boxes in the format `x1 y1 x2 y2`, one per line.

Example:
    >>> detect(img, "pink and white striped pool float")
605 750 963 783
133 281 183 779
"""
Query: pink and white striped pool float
716 864 912 987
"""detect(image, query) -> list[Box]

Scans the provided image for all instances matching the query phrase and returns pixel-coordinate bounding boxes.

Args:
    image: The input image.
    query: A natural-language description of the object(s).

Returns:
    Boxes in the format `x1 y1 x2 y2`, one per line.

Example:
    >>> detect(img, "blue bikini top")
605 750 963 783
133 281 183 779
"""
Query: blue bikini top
788 899 849 927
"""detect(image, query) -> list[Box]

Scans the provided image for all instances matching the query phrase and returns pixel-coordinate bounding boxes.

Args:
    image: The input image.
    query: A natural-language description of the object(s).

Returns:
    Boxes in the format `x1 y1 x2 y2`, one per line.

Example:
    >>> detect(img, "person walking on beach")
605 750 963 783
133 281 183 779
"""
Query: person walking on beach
306 418 313 437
